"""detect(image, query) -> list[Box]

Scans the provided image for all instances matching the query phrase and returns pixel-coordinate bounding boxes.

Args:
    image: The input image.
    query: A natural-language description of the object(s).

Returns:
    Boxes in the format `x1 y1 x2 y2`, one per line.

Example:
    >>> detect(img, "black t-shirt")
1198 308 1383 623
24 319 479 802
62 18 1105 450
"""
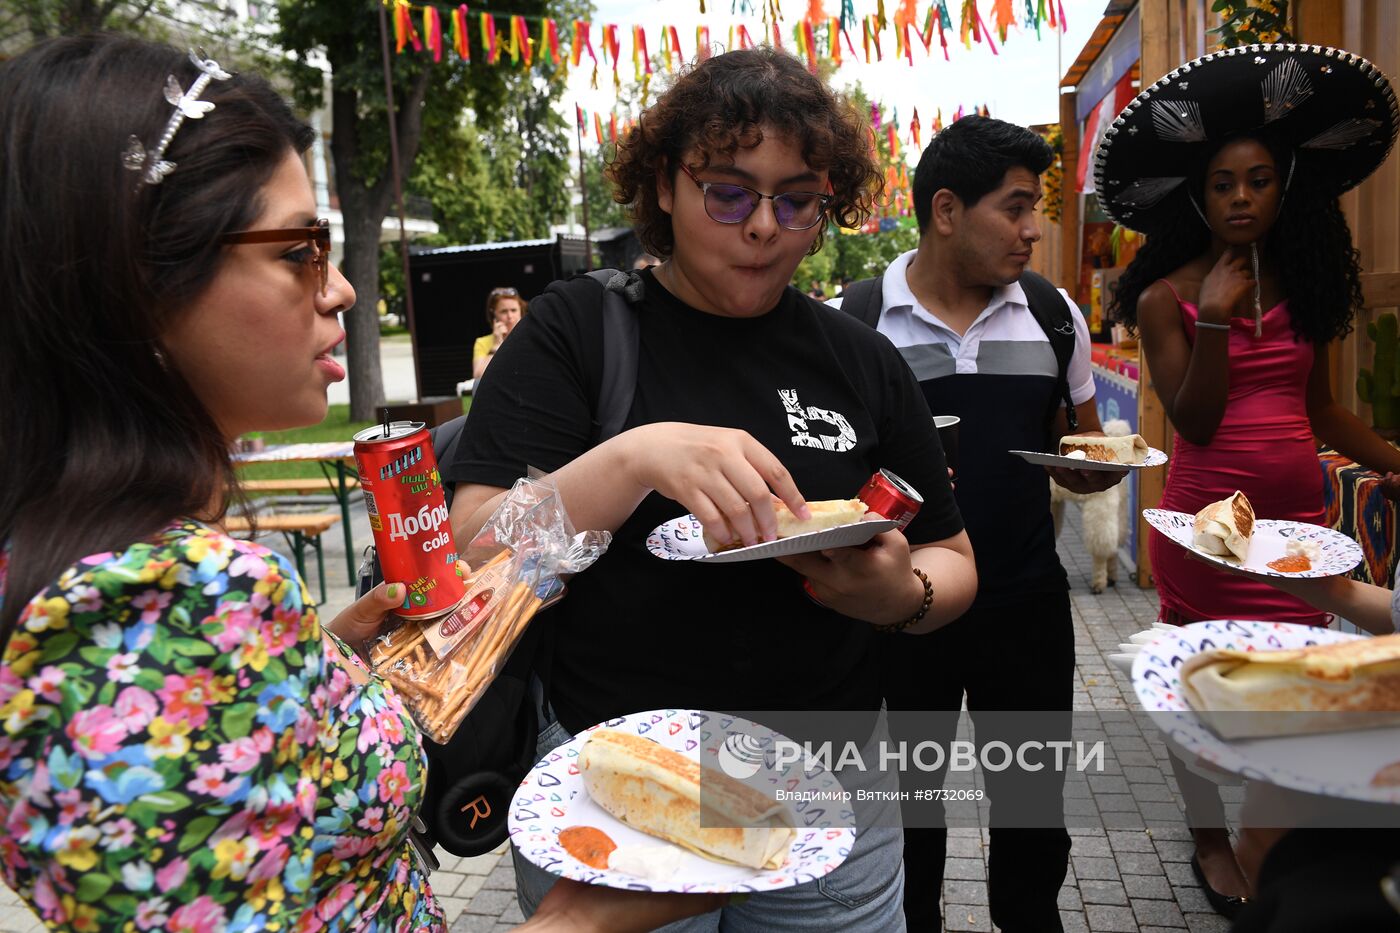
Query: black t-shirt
446 270 963 733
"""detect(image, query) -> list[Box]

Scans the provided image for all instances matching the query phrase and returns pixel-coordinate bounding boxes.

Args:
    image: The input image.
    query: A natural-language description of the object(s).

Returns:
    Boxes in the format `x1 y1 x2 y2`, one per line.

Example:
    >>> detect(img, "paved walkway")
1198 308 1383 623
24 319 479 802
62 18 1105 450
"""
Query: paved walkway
0 501 1242 933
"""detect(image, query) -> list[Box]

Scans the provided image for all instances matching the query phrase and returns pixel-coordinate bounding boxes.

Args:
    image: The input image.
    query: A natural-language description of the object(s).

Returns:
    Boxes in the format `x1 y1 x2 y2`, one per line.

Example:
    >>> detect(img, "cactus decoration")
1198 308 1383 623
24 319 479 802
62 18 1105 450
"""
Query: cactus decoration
1358 312 1400 433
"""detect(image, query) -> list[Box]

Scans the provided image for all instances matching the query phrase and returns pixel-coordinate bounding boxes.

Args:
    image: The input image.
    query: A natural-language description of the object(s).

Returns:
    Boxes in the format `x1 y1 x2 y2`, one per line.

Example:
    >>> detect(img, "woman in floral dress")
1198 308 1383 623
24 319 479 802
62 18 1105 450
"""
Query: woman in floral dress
0 35 720 933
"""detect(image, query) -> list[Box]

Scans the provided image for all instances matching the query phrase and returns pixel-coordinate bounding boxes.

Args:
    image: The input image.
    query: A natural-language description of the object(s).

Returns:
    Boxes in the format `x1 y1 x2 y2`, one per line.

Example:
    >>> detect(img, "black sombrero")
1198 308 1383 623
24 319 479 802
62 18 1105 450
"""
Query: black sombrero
1093 43 1399 235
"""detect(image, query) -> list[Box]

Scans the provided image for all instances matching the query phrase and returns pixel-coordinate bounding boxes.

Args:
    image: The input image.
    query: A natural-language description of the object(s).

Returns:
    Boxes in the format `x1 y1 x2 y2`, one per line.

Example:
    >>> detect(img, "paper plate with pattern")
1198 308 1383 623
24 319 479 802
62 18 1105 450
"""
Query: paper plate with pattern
647 515 898 563
1009 446 1168 472
1144 509 1363 579
1130 621 1400 803
508 709 857 893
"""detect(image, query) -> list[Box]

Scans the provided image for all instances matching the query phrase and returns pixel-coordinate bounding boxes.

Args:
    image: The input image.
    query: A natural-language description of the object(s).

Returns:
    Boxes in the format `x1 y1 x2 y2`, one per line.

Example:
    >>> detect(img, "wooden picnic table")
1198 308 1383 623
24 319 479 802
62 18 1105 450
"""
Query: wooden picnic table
234 441 359 584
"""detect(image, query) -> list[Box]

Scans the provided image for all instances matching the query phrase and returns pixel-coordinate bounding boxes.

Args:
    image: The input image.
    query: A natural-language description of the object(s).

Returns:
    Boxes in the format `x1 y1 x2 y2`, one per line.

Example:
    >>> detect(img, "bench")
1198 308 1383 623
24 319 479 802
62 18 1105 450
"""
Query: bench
237 475 360 586
240 477 361 495
224 513 341 603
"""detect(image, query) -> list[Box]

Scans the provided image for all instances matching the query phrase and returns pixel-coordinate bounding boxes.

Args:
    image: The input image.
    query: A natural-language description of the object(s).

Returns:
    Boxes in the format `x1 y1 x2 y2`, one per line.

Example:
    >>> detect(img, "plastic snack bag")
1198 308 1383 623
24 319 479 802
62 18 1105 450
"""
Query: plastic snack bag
369 473 609 743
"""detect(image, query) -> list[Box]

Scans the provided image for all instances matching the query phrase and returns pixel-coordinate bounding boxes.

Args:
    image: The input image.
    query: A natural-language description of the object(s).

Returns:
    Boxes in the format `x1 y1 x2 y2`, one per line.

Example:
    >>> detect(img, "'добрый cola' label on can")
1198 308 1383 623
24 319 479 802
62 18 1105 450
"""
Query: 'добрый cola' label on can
353 421 467 619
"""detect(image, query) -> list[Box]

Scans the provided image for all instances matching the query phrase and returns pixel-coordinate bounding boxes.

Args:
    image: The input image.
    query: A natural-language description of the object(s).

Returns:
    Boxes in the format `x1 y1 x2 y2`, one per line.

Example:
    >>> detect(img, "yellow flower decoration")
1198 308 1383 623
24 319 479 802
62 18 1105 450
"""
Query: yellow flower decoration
1 689 38 735
59 897 101 933
248 876 286 911
54 826 101 872
24 596 71 633
211 836 259 881
145 716 193 759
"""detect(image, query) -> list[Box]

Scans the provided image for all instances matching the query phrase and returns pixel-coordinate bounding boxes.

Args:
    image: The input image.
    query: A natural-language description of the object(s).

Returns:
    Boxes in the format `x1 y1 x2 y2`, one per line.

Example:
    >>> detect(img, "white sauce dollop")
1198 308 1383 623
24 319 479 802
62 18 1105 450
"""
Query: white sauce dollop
608 843 684 882
1285 539 1320 562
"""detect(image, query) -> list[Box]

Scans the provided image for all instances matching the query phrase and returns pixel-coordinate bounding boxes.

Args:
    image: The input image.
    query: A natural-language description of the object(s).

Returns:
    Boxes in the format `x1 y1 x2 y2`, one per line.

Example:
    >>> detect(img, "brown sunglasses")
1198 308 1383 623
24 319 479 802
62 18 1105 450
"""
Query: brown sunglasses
220 218 331 296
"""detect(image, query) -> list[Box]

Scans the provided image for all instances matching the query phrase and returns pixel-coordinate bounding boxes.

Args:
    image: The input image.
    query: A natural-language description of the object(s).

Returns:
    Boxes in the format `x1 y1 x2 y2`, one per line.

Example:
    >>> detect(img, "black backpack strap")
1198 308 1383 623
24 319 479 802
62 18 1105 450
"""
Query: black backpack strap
1019 270 1079 435
838 276 885 328
429 415 469 508
583 268 642 445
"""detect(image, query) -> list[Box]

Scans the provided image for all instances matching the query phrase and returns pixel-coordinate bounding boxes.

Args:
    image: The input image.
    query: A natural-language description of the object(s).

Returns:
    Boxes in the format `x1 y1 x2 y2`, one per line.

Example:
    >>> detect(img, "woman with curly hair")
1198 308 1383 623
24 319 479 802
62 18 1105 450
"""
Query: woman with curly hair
1102 44 1400 916
443 46 977 930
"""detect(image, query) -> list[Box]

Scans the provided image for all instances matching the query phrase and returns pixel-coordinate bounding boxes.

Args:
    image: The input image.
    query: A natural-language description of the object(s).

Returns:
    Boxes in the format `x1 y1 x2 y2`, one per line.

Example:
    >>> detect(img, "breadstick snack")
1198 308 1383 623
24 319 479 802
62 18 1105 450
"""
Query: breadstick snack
369 474 610 744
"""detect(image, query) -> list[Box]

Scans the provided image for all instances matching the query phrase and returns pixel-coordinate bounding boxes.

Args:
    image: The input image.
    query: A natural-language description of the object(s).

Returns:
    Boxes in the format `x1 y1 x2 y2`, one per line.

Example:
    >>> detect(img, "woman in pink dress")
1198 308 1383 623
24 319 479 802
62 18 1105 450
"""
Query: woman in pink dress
1100 44 1400 919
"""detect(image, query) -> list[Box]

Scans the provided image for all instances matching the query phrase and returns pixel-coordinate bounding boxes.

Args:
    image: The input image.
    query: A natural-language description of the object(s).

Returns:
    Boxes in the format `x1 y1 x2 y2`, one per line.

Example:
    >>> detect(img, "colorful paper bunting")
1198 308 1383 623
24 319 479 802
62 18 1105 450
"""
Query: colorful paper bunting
452 5 470 61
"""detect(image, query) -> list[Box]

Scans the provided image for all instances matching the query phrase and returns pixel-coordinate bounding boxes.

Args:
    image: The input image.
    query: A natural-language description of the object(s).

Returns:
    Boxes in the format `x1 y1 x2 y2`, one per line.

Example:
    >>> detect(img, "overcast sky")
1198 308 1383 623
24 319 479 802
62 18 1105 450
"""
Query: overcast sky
566 0 1102 159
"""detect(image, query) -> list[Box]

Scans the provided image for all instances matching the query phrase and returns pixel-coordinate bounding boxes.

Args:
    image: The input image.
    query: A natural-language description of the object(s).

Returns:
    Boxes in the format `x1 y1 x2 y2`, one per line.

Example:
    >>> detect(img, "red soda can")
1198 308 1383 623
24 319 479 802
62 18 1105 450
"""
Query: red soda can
353 421 467 619
803 469 924 606
857 468 923 531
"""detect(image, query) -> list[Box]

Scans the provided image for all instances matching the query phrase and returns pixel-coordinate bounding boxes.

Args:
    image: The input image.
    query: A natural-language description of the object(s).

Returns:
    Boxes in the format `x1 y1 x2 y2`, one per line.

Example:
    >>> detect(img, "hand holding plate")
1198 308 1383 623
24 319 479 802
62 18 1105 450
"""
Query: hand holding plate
1045 464 1127 493
777 527 923 625
528 877 729 933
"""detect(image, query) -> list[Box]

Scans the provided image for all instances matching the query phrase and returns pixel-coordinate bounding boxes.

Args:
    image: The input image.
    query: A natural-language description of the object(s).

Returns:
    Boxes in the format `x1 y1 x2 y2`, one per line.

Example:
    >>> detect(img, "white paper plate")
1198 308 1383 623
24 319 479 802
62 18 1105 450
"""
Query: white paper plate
1144 509 1363 579
647 515 899 563
1009 446 1168 471
1130 621 1400 803
508 709 857 893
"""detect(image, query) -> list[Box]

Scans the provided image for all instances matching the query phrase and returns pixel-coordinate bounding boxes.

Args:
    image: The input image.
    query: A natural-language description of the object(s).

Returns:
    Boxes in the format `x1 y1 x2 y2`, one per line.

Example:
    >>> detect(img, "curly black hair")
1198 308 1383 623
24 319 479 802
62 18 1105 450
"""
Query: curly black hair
1110 137 1364 346
607 46 881 258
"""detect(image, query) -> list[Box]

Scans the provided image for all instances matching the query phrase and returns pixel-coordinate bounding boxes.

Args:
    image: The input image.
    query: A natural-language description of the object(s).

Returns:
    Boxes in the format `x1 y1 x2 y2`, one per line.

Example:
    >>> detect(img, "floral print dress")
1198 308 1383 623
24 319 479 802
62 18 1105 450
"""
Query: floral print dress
0 521 446 932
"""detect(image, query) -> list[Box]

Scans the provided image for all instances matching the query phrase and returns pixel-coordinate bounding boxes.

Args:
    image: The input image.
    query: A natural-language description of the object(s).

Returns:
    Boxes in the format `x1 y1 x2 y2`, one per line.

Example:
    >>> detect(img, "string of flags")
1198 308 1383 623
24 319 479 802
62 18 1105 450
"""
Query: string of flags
386 0 1068 84
386 0 1018 223
575 95 989 224
574 98 987 150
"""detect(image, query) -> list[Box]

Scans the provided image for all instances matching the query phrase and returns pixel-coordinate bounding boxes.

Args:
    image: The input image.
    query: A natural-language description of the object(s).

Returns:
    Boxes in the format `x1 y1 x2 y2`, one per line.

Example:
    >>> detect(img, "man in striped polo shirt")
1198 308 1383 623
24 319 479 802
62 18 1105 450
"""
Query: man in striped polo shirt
842 116 1125 933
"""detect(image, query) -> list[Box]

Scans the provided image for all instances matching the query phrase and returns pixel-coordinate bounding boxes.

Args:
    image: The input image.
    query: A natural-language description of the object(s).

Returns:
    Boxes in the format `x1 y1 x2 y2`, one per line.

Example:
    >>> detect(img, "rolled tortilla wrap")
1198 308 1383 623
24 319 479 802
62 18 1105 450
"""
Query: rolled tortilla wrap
1192 491 1254 563
1058 433 1150 464
701 498 868 553
580 729 796 870
1180 633 1400 738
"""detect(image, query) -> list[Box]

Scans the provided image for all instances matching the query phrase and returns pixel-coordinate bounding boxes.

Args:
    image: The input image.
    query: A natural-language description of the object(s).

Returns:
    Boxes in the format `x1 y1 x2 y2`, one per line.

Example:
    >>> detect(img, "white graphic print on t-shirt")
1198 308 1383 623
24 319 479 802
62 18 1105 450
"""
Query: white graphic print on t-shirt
778 388 856 453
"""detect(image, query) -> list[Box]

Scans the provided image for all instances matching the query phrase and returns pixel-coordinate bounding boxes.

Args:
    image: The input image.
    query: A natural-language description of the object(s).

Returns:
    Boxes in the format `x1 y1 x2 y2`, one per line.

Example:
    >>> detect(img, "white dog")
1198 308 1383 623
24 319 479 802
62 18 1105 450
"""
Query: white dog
1049 419 1133 594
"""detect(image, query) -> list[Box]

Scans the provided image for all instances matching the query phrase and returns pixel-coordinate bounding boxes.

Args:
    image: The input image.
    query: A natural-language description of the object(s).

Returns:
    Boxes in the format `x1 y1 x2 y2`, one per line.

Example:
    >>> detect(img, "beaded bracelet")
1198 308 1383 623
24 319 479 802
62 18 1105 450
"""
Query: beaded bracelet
1194 320 1231 332
874 567 933 634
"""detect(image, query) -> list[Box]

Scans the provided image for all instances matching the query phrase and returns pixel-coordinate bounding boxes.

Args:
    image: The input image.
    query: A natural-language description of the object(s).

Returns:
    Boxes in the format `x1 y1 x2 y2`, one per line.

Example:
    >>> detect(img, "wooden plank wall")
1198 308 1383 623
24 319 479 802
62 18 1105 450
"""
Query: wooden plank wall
1295 0 1400 415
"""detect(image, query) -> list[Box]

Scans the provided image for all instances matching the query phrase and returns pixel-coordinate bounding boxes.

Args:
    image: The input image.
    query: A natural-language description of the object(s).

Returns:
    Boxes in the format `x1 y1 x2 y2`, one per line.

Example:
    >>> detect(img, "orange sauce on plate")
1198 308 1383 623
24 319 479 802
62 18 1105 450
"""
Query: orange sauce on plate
559 825 617 869
1266 555 1311 574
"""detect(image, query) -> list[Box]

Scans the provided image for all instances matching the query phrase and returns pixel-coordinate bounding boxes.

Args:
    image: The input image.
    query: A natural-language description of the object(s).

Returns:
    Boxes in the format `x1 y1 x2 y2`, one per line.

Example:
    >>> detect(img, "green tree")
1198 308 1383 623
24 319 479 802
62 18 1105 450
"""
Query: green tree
793 76 920 292
2 0 270 62
5 0 167 43
276 0 577 419
578 142 629 233
276 1 465 419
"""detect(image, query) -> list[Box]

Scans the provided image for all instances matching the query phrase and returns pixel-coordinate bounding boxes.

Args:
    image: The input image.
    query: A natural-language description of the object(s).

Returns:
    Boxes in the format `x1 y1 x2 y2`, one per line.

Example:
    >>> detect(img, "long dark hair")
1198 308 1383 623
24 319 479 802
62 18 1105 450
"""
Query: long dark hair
0 35 314 641
1110 135 1363 345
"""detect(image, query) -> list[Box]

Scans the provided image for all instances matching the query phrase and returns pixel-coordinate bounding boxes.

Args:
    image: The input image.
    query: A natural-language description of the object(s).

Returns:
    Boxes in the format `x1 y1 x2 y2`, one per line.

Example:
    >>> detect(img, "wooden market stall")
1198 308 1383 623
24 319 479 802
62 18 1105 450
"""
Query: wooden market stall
1057 0 1400 589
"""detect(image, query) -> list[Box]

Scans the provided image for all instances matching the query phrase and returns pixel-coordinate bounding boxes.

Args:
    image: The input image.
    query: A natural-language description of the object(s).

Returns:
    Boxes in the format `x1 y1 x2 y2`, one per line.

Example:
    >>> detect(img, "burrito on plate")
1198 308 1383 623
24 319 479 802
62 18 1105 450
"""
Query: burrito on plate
580 729 796 870
1192 491 1255 563
1180 633 1400 738
1058 433 1150 464
702 497 868 553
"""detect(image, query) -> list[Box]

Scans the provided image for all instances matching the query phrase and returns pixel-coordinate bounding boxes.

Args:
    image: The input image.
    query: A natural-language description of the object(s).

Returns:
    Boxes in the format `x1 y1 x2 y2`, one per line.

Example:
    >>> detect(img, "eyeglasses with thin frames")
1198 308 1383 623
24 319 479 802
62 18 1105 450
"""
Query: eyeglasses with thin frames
220 218 331 297
677 163 831 231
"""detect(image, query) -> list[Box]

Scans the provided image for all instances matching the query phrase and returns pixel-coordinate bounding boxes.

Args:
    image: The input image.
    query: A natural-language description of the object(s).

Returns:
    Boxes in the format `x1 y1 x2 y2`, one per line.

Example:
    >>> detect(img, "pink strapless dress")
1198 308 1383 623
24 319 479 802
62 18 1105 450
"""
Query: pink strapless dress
1150 283 1328 626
